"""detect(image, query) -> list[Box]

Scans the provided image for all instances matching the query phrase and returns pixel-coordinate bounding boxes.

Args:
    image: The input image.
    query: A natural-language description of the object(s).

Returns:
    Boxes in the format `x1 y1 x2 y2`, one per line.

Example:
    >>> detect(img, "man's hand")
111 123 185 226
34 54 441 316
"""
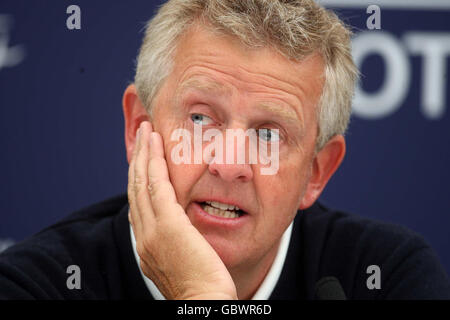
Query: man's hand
128 121 237 300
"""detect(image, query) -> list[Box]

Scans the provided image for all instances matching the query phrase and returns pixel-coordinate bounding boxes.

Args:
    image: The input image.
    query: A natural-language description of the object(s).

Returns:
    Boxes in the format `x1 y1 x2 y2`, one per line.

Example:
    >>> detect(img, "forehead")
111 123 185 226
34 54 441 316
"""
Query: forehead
176 74 302 125
167 24 325 121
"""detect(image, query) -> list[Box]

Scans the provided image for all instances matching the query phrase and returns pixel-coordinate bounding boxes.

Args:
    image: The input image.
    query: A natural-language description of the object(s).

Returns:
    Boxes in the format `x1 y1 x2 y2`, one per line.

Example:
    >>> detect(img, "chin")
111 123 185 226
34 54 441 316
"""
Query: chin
200 231 247 269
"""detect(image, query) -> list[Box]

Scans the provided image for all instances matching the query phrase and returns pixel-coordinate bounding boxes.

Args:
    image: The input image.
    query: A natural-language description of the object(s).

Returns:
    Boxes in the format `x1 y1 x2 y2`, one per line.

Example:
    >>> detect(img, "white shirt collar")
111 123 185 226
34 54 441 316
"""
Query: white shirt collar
129 220 293 300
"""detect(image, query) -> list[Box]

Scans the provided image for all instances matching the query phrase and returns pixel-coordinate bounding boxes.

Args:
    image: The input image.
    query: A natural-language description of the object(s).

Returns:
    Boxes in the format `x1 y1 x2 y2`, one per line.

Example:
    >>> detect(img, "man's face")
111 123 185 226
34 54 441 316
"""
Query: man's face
149 24 325 271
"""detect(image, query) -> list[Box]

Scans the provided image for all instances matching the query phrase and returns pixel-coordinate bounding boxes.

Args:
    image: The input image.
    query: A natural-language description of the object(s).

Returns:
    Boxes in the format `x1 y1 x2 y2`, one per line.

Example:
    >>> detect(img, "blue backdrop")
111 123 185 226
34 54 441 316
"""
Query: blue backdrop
1 1 449 275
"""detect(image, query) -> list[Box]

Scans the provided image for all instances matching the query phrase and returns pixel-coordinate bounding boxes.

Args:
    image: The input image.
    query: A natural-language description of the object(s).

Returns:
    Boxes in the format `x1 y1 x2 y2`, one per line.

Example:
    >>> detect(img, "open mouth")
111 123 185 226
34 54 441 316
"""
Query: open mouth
198 201 246 219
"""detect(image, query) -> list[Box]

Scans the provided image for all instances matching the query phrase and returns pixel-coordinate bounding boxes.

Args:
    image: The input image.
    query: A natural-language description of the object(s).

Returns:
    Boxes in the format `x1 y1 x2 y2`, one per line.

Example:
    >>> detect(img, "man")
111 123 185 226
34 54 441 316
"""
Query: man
1 0 449 300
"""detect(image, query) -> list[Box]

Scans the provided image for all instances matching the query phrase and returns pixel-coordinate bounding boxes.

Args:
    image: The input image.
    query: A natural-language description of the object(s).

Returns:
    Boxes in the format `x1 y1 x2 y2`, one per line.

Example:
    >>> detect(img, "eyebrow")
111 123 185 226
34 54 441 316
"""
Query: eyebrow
176 77 303 126
256 101 303 125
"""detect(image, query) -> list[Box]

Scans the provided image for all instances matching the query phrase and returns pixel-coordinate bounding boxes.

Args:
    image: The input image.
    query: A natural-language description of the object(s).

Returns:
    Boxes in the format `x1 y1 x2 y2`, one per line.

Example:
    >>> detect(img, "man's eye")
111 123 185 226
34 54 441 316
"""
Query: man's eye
191 113 214 125
258 128 280 142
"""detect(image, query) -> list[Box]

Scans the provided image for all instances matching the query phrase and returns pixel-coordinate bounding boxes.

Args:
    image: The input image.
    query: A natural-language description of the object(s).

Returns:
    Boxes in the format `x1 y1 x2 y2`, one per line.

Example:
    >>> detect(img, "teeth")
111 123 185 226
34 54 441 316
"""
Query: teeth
203 204 240 219
206 201 240 211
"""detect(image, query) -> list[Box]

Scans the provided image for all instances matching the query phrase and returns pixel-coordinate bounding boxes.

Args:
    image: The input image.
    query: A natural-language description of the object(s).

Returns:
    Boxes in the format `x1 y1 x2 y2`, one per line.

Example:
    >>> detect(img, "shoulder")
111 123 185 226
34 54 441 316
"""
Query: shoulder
299 202 425 263
295 202 450 299
0 194 129 299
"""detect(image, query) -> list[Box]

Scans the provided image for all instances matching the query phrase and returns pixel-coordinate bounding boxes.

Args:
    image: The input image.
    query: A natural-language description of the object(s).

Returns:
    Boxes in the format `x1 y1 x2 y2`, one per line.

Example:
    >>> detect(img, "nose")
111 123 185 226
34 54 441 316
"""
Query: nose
207 128 254 182
208 162 253 182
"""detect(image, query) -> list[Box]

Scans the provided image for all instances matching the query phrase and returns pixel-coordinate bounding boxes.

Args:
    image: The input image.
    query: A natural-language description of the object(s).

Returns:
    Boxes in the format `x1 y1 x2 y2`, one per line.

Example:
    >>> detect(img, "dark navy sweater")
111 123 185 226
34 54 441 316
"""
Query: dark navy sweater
0 194 449 299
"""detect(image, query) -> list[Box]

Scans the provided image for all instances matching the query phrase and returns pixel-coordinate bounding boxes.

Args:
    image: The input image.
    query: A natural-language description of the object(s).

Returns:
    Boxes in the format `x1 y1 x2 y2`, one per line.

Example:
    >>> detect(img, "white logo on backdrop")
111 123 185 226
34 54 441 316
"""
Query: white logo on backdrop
353 32 450 120
318 0 450 10
0 15 25 72
318 1 450 119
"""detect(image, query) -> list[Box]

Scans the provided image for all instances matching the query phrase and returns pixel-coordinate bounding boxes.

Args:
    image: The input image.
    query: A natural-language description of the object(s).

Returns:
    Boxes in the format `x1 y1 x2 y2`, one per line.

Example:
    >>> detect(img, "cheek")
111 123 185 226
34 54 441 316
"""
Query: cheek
164 138 206 209
165 162 196 207
255 154 311 220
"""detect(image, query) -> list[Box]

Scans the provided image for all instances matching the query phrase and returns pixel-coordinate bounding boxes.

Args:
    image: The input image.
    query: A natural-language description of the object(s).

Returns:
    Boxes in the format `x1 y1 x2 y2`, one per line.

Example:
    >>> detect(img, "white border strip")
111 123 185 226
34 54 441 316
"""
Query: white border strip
318 0 450 10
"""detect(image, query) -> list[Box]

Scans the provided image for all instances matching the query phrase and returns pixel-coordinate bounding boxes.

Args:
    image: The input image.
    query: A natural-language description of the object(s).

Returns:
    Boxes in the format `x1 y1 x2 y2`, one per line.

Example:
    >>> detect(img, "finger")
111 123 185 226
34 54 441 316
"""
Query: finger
129 121 153 236
128 125 141 220
148 132 183 217
133 121 155 231
128 124 144 236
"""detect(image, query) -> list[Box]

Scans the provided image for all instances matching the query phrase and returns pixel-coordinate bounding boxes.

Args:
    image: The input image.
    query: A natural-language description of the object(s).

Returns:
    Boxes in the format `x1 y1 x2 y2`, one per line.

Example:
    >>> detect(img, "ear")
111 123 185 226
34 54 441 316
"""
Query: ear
299 135 346 210
122 84 150 164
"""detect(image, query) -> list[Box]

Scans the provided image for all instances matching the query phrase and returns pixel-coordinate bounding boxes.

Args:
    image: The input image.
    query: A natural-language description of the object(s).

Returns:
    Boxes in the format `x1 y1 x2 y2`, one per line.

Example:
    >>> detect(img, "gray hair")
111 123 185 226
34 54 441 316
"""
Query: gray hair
135 0 359 150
